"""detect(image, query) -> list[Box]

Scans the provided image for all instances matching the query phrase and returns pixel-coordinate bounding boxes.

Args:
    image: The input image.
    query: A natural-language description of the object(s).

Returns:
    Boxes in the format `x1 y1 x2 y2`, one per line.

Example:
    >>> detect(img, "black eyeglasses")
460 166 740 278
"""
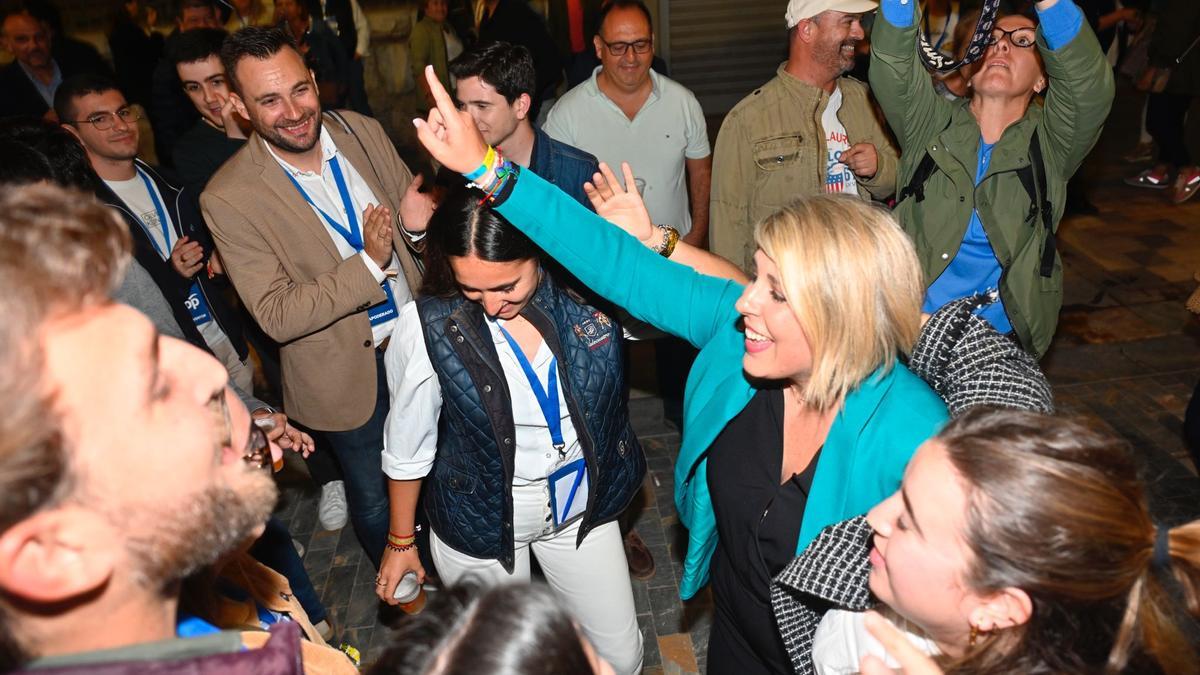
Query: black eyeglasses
70 108 142 130
986 27 1037 49
598 37 652 56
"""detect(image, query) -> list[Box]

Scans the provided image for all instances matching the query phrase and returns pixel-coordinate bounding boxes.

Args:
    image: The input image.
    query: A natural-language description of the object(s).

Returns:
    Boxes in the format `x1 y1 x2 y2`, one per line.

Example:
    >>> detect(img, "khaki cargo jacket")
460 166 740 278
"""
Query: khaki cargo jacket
709 64 898 270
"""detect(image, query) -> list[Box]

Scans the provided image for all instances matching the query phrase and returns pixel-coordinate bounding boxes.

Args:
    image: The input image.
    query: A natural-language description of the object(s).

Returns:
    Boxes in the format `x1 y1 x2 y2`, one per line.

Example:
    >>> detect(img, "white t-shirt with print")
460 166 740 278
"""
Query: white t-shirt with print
821 86 859 195
105 175 228 350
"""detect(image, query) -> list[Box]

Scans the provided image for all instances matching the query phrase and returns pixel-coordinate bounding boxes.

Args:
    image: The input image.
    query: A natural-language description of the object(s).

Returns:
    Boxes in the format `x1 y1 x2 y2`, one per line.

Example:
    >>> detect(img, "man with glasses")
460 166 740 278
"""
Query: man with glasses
710 0 899 273
545 0 711 251
56 73 253 394
872 0 1114 357
544 0 710 519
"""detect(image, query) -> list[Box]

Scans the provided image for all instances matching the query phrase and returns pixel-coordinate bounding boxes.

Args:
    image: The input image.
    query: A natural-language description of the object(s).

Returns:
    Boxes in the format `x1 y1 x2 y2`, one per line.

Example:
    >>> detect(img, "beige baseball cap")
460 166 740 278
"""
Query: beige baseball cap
785 0 879 28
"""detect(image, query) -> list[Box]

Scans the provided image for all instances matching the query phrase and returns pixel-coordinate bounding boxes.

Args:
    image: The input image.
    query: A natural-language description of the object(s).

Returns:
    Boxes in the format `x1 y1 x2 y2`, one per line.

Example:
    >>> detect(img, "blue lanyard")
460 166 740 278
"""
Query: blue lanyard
496 323 566 456
135 167 172 258
285 155 362 250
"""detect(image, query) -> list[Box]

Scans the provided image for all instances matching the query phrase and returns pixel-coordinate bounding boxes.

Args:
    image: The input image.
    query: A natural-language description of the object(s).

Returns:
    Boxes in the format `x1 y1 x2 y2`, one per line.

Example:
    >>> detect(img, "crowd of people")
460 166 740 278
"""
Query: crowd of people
1 0 1200 673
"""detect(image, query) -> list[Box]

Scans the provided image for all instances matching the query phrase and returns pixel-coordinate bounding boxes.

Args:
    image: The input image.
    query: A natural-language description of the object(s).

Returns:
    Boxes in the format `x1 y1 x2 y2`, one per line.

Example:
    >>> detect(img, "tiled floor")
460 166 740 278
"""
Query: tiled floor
274 82 1200 672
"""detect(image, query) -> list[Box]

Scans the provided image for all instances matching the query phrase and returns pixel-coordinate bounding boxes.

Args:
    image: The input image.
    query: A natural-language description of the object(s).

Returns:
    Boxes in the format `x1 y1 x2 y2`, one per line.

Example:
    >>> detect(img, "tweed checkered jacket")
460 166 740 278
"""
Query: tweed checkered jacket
770 295 1054 673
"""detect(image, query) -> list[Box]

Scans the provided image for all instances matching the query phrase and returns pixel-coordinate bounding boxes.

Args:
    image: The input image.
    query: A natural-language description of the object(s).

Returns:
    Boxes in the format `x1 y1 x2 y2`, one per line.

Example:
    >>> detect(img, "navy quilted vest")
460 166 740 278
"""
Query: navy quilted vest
417 273 645 571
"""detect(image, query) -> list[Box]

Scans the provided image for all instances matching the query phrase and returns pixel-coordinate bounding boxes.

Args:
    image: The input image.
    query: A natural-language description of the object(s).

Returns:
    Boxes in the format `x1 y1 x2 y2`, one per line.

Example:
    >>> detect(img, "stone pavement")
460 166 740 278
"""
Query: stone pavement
273 82 1200 673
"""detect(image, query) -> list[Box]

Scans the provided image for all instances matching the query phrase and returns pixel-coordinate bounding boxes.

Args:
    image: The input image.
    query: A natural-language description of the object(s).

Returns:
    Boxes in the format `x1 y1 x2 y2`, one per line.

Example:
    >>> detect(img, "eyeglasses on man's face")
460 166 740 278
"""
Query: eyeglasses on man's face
71 107 142 131
986 27 1037 49
599 37 652 56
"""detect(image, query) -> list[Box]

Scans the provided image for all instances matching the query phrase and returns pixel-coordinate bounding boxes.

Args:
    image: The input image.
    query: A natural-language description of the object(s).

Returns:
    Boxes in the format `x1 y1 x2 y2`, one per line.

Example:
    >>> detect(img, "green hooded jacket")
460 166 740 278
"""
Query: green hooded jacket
870 3 1114 356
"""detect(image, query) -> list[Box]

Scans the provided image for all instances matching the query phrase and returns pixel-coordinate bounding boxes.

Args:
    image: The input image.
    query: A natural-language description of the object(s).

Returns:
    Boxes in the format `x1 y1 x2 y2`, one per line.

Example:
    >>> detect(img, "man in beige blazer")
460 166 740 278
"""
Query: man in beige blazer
200 26 432 567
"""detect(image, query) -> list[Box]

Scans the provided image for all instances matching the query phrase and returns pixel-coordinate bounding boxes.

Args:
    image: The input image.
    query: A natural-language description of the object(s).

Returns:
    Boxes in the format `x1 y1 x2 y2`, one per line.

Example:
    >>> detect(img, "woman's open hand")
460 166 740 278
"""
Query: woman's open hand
585 162 656 246
412 65 488 174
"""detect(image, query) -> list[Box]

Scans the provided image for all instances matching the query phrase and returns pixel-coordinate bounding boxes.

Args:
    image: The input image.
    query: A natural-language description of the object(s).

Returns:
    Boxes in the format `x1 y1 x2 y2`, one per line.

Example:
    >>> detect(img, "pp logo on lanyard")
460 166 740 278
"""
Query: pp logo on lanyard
185 284 213 324
285 155 398 326
918 0 1003 73
132 168 215 328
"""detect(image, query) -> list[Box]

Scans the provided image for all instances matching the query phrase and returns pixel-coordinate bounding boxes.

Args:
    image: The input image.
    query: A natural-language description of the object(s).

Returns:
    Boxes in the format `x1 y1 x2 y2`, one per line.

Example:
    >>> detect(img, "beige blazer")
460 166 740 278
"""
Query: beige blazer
201 111 423 431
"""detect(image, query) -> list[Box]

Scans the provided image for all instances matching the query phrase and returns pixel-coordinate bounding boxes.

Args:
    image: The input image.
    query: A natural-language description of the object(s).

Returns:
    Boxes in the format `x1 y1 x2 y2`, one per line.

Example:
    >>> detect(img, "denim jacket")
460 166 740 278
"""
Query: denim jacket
530 126 600 209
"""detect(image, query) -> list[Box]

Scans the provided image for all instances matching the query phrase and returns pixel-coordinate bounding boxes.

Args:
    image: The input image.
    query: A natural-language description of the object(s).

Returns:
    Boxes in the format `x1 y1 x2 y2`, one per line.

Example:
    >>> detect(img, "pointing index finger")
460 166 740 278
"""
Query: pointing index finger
424 65 459 131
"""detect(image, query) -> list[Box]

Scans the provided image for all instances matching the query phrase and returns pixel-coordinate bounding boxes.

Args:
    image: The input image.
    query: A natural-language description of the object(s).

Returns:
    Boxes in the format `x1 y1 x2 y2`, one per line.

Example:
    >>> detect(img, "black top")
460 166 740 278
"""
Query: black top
707 387 820 673
172 120 246 196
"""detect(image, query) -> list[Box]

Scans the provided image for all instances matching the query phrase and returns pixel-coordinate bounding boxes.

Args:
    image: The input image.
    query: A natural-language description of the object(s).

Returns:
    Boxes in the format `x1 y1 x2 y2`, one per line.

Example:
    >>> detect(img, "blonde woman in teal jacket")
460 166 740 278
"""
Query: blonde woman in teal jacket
414 67 949 674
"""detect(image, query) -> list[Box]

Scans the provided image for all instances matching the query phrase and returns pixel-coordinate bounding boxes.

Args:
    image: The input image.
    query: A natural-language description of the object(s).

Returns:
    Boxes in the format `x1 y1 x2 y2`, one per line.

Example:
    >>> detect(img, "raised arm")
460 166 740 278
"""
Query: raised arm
413 67 744 348
869 0 955 154
585 162 749 285
1034 0 1116 178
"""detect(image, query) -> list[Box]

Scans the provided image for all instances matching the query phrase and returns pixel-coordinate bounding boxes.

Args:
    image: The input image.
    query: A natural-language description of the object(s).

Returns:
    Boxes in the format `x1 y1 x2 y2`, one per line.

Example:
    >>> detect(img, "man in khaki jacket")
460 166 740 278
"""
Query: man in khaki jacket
710 0 897 270
201 27 432 568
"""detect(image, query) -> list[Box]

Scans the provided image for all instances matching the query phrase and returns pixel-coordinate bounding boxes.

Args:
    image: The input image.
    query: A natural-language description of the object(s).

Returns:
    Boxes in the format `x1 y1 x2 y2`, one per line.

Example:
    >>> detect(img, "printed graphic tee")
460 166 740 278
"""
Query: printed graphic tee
822 86 859 195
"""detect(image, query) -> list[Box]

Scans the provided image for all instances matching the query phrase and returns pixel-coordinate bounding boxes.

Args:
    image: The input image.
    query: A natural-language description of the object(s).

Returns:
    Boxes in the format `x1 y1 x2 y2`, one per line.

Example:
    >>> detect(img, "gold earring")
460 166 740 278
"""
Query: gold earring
969 624 979 647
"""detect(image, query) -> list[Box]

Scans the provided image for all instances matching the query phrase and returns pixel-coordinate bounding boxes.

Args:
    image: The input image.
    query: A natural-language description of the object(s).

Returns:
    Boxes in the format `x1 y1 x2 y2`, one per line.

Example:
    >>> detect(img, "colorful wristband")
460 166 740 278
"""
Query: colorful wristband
465 146 497 181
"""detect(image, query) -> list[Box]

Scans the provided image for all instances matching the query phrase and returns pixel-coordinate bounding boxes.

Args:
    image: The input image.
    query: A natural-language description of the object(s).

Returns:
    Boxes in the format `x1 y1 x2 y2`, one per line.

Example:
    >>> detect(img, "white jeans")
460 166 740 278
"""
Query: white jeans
431 481 644 675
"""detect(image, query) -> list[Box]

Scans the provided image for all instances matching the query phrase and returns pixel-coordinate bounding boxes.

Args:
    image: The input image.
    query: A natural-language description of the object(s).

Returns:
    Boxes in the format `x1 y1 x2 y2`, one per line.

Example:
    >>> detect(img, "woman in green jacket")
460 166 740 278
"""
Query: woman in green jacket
871 0 1114 357
413 67 949 674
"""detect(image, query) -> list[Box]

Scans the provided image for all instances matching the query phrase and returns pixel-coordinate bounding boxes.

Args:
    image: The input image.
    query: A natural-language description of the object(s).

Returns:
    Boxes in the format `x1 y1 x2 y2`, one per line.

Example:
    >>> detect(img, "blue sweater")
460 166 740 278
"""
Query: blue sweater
494 170 949 599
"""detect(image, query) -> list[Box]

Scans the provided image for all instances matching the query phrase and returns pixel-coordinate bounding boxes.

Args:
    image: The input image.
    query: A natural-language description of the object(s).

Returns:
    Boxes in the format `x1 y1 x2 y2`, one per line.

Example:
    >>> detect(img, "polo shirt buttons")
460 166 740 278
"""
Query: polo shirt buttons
941 253 950 260
362 339 371 347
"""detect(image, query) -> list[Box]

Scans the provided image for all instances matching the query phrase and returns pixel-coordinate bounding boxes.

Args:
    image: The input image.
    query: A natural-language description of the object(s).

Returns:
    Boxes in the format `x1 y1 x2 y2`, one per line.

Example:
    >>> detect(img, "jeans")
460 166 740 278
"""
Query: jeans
315 349 390 568
250 517 328 624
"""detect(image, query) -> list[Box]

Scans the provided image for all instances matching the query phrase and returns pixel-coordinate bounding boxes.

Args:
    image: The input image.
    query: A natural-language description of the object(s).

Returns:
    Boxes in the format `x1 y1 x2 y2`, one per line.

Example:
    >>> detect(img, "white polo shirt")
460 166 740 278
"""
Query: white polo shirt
544 67 710 235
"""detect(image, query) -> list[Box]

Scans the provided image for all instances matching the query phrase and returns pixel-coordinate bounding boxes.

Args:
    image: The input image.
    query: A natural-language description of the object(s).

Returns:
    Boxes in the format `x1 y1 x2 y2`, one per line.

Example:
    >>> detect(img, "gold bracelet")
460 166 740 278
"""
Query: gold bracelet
658 226 680 258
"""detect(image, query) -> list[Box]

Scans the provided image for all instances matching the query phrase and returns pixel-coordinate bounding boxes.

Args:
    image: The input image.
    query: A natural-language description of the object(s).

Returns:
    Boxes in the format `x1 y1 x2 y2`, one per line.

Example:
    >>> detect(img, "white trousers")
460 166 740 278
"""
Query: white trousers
431 481 644 675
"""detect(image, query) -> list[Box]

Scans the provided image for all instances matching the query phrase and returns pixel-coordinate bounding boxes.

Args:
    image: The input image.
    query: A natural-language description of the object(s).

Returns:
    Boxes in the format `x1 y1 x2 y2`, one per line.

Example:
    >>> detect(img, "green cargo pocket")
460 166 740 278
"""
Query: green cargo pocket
753 134 804 171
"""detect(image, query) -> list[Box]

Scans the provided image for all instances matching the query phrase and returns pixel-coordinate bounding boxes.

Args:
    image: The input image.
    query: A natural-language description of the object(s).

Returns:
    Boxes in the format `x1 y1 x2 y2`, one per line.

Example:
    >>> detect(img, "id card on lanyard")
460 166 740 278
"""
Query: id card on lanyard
285 155 398 326
134 168 213 327
497 324 589 528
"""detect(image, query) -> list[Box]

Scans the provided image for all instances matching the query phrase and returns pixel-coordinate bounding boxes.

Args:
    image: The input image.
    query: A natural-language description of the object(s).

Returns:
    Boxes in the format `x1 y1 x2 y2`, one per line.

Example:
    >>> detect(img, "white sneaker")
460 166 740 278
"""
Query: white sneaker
318 480 349 531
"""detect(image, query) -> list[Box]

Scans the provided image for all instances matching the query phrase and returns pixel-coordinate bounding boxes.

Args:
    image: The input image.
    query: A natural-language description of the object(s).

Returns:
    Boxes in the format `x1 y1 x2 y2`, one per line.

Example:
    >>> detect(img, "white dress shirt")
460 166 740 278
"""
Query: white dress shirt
265 129 412 346
382 301 584 485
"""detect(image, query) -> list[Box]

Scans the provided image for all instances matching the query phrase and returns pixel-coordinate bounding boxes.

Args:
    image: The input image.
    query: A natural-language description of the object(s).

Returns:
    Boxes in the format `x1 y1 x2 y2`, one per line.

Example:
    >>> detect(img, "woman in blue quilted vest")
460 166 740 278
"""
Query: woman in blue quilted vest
412 66 949 674
375 185 645 675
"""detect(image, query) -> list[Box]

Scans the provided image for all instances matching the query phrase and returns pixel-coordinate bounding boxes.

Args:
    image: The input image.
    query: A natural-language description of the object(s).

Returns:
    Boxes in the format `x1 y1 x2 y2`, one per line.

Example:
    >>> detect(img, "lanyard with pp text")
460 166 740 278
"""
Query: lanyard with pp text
285 155 363 250
134 168 213 326
135 167 173 257
496 323 566 458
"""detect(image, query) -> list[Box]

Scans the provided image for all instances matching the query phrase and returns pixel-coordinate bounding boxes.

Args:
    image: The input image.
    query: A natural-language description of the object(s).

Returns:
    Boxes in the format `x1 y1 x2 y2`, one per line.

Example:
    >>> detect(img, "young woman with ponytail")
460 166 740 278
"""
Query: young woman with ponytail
808 407 1200 674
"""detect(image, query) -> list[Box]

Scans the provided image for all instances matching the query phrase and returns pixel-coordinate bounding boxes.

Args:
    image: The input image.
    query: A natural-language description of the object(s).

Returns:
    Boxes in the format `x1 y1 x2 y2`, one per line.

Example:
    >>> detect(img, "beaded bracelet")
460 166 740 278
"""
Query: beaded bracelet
466 146 516 204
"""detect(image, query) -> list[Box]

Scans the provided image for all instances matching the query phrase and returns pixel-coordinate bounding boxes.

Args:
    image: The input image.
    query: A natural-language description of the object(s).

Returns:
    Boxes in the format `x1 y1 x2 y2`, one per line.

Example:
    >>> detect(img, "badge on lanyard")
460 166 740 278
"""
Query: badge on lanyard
133 169 215 328
285 155 398 326
548 457 589 528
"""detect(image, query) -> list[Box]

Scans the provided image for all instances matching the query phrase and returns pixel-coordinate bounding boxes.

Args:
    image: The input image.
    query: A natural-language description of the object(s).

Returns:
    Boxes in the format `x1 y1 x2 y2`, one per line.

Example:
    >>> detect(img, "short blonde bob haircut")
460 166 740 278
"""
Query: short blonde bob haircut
754 194 924 411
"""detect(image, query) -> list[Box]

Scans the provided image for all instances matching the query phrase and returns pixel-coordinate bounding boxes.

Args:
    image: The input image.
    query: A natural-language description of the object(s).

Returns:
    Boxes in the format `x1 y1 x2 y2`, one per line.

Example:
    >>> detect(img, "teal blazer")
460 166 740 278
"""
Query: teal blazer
494 170 949 599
